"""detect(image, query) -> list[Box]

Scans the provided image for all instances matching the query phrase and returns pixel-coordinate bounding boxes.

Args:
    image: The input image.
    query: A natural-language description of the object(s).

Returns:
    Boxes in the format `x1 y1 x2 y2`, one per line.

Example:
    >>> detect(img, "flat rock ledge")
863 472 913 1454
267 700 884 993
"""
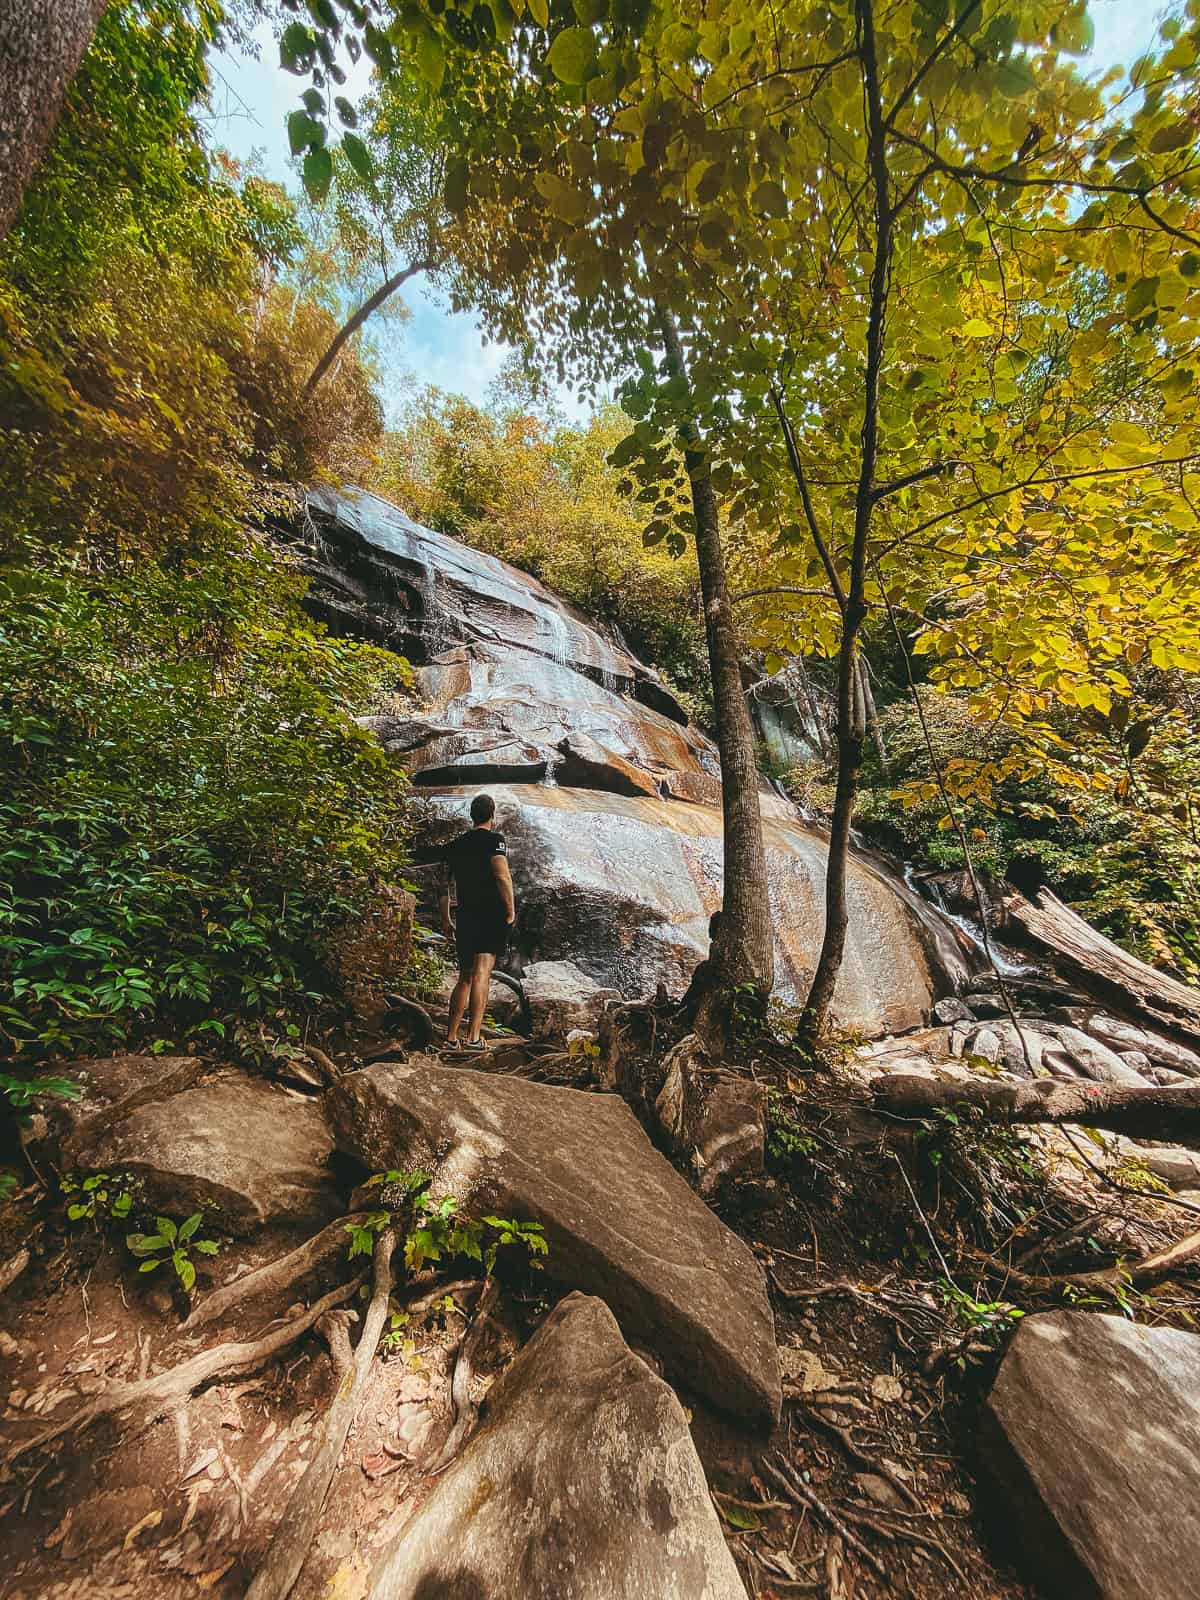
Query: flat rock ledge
326 1062 781 1424
365 1292 749 1600
983 1310 1200 1599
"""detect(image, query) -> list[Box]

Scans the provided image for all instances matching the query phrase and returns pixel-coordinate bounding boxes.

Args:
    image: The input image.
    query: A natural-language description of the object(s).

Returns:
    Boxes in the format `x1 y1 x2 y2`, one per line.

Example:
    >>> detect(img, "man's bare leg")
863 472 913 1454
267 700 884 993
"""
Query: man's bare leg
467 952 496 1044
447 971 471 1044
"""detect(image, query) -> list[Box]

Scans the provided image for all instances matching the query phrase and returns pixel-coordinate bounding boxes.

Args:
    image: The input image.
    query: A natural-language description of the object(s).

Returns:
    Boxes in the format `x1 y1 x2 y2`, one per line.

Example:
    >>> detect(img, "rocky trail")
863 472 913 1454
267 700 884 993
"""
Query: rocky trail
3 492 1200 1600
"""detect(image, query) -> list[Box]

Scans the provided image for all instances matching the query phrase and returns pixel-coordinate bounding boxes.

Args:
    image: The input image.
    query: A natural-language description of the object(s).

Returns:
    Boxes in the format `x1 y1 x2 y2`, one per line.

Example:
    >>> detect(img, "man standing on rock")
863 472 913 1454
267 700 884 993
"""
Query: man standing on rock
433 794 516 1052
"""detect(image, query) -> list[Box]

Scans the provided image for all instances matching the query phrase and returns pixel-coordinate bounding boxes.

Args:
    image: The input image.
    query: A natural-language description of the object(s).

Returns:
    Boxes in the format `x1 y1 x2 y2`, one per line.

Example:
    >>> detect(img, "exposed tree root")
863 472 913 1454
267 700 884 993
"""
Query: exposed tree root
762 1456 892 1588
5 1276 364 1466
974 1224 1200 1297
872 1071 1200 1147
428 1274 500 1473
0 1247 30 1296
245 1228 397 1600
184 1214 367 1333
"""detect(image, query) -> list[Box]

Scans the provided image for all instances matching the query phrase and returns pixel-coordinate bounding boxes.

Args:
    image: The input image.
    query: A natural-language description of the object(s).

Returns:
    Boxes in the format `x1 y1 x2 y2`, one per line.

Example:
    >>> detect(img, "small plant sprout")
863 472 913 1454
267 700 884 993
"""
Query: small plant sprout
61 1172 133 1223
126 1213 220 1293
347 1170 549 1280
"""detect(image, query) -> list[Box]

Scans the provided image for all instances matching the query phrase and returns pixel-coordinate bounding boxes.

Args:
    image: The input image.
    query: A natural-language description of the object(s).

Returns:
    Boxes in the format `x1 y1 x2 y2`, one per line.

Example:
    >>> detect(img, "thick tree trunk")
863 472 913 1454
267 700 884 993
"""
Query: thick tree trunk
304 259 432 399
1005 887 1200 1049
872 1071 1200 1148
800 0 891 1043
0 0 108 241
656 307 774 1022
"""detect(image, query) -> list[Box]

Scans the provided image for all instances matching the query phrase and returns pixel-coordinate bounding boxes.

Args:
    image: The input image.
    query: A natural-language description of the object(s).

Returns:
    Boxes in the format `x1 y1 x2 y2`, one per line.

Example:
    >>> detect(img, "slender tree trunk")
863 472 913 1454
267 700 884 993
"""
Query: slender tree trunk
304 259 432 399
656 305 774 1028
799 0 892 1044
0 0 109 241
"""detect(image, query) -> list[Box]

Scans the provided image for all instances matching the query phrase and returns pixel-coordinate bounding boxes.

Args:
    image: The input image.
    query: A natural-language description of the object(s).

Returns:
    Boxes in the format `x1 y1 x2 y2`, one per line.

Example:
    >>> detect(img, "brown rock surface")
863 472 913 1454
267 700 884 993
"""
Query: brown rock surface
326 1062 781 1423
365 1293 749 1600
983 1311 1200 1599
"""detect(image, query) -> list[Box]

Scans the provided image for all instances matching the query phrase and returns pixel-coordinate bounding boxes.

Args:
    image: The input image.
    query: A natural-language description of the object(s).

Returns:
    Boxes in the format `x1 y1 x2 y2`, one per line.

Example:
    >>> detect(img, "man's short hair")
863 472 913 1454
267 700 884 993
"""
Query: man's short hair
470 793 496 824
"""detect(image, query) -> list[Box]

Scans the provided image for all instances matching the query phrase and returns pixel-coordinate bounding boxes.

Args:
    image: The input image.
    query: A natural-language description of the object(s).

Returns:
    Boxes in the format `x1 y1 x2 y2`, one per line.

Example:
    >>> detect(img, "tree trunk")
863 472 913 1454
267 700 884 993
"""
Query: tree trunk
304 259 432 399
872 1071 1200 1148
1005 887 1200 1049
656 306 774 1028
0 0 109 241
799 0 891 1044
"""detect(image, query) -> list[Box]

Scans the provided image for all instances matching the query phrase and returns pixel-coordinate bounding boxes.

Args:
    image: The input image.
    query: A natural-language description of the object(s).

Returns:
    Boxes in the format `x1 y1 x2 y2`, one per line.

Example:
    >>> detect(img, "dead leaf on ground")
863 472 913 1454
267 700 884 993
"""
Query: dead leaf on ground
780 1347 838 1391
196 1556 237 1589
123 1508 162 1550
870 1372 903 1403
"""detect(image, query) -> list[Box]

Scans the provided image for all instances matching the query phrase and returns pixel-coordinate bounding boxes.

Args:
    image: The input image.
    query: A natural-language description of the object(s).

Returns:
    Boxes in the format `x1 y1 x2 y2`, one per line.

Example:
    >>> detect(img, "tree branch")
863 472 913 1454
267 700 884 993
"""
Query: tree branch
304 259 433 399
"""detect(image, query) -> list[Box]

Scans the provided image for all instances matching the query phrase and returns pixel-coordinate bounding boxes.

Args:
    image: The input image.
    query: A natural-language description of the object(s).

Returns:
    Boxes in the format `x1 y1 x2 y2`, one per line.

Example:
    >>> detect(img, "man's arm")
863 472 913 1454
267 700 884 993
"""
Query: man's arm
491 855 516 923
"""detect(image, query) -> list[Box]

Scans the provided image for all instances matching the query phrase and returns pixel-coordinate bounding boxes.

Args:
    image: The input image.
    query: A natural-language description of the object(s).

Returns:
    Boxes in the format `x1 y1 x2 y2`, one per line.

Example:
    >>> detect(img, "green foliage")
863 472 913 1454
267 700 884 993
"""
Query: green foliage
936 1281 1025 1351
352 1168 548 1277
372 392 711 714
0 558 413 1059
765 1089 818 1168
61 1171 133 1224
127 1212 221 1295
831 688 1200 980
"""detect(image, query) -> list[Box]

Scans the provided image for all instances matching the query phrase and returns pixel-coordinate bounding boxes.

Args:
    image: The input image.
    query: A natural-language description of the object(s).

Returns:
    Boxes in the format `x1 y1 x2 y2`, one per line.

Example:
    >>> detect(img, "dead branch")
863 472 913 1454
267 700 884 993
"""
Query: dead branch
245 1228 397 1600
975 1223 1200 1297
872 1072 1200 1147
184 1214 367 1333
6 1277 363 1465
427 1274 500 1473
798 1403 922 1510
301 1044 341 1084
0 1247 30 1296
762 1456 891 1587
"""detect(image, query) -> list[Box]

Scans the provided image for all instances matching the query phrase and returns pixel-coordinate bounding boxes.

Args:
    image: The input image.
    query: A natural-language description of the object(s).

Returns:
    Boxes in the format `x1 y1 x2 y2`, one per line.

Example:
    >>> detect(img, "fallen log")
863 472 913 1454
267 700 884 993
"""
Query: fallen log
871 1072 1200 1148
1005 888 1200 1048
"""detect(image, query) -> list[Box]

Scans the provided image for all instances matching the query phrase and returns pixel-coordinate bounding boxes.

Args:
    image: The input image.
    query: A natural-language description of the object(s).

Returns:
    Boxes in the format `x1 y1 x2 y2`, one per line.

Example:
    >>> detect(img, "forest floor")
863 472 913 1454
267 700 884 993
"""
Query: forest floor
0 1002 1195 1600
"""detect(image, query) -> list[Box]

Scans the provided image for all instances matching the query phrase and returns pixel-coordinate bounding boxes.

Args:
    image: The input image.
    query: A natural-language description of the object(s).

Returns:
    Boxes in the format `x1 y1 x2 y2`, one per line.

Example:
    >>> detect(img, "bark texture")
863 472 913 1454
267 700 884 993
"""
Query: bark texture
0 0 108 241
657 307 774 1013
1005 887 1200 1048
872 1071 1200 1148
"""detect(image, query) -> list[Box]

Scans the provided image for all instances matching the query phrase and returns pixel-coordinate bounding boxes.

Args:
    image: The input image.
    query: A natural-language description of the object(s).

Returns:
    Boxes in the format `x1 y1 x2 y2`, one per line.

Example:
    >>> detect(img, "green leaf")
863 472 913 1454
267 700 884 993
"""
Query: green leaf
334 96 359 129
994 56 1036 98
415 30 445 90
193 1238 220 1256
528 0 549 23
280 21 316 72
304 146 334 203
67 1203 88 1220
287 110 324 157
177 1256 196 1292
546 26 595 85
178 1212 201 1242
156 1216 178 1243
1149 120 1194 155
342 132 373 182
139 1258 162 1272
719 1501 762 1531
961 318 994 338
752 181 787 218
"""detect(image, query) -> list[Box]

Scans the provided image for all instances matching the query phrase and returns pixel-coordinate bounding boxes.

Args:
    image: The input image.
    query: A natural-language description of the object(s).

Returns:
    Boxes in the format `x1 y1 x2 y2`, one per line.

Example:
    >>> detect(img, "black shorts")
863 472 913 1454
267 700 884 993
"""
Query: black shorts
456 907 509 971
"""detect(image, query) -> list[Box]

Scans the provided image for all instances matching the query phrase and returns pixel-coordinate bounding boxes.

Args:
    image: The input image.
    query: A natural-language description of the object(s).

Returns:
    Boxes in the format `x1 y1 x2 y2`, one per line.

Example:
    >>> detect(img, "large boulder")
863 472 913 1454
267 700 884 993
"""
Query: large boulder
326 1062 781 1423
521 958 620 1040
302 487 971 1038
983 1311 1200 1599
66 1068 340 1236
421 785 967 1035
654 1035 766 1195
365 1293 748 1600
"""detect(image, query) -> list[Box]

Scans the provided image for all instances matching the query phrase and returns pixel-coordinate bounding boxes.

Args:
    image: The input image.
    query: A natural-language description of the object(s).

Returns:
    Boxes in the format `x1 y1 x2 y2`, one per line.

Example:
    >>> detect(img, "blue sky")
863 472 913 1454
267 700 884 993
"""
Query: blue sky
206 0 1169 425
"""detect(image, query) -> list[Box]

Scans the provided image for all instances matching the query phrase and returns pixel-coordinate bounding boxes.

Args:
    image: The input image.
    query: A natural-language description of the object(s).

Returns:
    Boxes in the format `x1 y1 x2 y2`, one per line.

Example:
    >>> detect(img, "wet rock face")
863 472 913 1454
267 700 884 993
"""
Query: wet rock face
366 1293 749 1600
326 1061 782 1424
983 1311 1200 1600
303 486 969 1033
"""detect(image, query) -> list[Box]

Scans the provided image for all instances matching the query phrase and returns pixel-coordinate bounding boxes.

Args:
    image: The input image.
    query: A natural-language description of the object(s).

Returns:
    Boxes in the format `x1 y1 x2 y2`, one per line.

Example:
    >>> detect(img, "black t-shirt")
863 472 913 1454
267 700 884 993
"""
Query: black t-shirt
435 828 508 914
